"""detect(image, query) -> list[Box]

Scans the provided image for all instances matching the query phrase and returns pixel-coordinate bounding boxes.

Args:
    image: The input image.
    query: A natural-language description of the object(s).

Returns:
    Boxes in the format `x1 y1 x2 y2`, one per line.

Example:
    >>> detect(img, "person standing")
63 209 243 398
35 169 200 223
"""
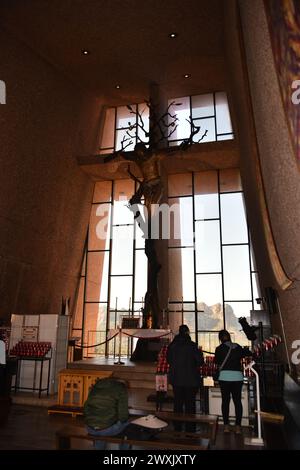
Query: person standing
83 377 129 449
167 324 204 431
215 330 252 434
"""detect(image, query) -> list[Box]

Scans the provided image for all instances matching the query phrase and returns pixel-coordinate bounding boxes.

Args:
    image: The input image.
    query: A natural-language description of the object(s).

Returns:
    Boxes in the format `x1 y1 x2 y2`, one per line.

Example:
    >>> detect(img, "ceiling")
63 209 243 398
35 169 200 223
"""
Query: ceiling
0 0 226 105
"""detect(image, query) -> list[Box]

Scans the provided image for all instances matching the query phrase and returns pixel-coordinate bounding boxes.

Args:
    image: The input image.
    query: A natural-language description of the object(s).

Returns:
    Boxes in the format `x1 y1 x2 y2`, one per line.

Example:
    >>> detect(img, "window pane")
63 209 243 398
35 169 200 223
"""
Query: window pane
93 181 112 203
100 107 115 150
116 105 136 129
168 97 191 140
169 247 195 301
196 274 223 307
195 220 221 273
197 302 224 331
168 173 192 197
193 118 216 143
225 302 252 346
221 193 248 244
192 93 214 119
215 92 233 135
134 250 148 302
137 103 149 143
135 223 146 249
194 171 219 219
223 245 251 300
197 332 220 354
219 169 242 193
194 171 218 195
86 252 109 302
111 226 134 275
217 133 233 141
110 276 133 311
83 304 107 348
113 179 135 225
88 203 111 251
115 129 135 151
168 197 193 247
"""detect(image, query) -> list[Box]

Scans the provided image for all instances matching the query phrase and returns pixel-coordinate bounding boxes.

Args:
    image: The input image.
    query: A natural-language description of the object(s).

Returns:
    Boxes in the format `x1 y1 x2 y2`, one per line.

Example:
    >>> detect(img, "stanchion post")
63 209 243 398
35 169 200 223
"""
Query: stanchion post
114 326 125 365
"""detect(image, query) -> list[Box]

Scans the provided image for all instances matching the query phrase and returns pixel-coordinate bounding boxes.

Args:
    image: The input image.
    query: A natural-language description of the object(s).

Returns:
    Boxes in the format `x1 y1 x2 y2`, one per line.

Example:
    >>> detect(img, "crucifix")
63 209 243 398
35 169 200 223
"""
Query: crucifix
104 95 207 329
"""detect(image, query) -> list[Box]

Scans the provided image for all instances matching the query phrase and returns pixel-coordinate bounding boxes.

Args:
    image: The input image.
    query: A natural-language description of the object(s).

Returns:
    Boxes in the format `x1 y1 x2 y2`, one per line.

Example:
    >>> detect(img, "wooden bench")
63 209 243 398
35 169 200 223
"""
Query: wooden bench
56 425 210 451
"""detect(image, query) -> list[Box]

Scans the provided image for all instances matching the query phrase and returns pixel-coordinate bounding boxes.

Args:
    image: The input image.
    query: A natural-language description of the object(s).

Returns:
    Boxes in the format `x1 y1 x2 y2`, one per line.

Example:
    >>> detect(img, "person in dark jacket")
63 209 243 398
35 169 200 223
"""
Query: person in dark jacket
167 324 204 431
83 377 129 449
215 330 252 434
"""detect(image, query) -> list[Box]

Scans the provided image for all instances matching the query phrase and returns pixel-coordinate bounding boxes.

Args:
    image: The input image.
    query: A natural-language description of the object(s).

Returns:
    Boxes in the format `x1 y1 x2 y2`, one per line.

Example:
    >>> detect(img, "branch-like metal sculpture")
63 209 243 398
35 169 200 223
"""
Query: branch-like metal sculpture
104 102 207 329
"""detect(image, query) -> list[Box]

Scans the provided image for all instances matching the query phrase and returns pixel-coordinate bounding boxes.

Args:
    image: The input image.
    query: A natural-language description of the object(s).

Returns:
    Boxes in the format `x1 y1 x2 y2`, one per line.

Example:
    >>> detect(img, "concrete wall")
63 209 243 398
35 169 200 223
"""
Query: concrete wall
0 27 100 322
224 0 300 370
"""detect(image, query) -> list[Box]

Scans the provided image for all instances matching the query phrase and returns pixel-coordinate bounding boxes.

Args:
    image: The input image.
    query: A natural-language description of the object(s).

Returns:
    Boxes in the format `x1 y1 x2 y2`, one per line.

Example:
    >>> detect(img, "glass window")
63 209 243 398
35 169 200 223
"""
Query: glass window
168 247 195 301
168 173 192 197
215 92 233 135
194 171 219 220
116 105 136 129
93 181 112 203
221 193 248 244
223 245 251 300
113 179 135 225
196 274 223 307
168 97 191 141
134 250 148 302
195 220 221 273
219 169 242 193
197 303 224 332
193 118 216 143
110 276 133 311
83 303 107 348
198 332 220 355
88 203 111 251
85 252 109 302
192 94 214 119
217 133 234 141
99 107 115 150
168 197 193 247
224 302 252 346
111 226 134 275
115 129 135 152
137 103 150 142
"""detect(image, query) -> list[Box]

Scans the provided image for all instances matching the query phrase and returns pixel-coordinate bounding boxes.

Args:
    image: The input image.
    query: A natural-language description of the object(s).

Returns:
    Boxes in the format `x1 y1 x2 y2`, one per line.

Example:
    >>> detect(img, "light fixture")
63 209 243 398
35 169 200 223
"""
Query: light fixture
115 84 121 89
169 32 178 39
81 49 90 55
183 73 191 79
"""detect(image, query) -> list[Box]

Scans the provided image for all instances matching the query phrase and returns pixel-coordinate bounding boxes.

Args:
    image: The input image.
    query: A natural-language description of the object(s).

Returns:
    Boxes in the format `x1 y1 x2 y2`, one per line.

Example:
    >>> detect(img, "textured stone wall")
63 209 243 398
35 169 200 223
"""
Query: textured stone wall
0 27 100 322
224 0 300 369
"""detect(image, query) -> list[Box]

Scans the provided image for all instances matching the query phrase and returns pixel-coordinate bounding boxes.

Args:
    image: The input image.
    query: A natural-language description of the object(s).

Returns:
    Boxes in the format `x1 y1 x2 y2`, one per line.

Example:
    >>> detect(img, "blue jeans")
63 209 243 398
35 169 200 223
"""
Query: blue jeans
87 421 130 450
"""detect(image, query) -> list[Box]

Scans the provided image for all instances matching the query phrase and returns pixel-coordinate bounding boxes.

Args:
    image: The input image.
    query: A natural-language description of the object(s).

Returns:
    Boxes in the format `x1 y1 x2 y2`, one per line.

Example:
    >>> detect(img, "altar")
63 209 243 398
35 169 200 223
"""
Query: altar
108 328 172 362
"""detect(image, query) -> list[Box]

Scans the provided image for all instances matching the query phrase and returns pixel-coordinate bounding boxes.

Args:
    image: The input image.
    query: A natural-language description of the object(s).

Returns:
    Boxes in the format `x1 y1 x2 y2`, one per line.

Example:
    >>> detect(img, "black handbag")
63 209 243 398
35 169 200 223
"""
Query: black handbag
213 344 233 382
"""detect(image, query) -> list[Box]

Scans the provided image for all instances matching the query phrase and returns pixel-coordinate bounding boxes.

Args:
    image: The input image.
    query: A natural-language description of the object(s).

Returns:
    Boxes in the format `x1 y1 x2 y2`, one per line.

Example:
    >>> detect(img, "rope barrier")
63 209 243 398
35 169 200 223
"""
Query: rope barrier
75 332 119 349
122 331 171 340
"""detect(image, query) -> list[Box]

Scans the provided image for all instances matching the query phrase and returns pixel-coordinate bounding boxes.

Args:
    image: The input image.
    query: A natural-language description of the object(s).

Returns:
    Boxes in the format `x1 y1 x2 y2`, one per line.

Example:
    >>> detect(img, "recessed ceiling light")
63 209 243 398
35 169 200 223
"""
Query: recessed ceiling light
82 49 90 55
184 73 191 78
169 32 178 39
115 84 121 89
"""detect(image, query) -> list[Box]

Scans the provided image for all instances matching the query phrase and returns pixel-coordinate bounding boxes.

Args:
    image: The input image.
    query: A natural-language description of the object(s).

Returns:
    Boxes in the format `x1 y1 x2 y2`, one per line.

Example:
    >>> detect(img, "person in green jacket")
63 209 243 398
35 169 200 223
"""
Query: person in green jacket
83 377 129 450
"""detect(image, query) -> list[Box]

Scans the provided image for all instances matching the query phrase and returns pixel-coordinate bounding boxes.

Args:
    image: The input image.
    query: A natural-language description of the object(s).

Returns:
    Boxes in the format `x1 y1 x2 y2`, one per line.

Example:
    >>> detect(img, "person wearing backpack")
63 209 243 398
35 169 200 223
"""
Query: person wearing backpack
83 377 129 449
214 330 252 434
